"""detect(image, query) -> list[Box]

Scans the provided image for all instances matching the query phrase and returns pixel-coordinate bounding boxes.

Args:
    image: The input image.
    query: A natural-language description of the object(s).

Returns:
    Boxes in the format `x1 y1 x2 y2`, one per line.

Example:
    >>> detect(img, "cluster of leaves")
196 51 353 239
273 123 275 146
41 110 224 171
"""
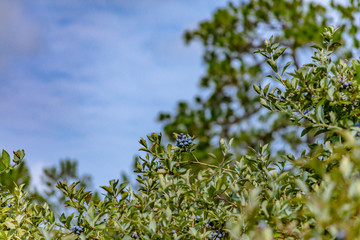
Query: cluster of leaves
0 155 98 216
1 28 360 239
0 150 64 239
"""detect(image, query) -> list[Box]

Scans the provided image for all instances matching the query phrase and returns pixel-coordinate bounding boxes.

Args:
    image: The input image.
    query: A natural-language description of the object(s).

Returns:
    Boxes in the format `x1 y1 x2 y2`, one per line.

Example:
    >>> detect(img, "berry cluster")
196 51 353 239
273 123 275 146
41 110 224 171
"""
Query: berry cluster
155 164 164 171
208 229 226 240
73 226 84 235
176 133 193 149
205 221 215 229
340 81 353 89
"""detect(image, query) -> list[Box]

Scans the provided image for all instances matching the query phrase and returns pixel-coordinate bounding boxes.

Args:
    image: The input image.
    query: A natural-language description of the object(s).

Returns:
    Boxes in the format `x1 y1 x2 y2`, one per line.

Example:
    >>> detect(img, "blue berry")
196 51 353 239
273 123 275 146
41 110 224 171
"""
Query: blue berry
176 133 193 150
206 221 215 229
155 165 164 171
208 230 226 240
336 230 346 240
341 81 353 89
355 122 360 127
73 226 85 235
130 233 138 239
258 220 267 229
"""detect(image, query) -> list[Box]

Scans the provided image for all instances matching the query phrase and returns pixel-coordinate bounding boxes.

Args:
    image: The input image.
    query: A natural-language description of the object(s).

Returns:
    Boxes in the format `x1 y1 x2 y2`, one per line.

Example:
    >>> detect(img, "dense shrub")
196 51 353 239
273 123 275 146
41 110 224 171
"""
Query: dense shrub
1 27 360 239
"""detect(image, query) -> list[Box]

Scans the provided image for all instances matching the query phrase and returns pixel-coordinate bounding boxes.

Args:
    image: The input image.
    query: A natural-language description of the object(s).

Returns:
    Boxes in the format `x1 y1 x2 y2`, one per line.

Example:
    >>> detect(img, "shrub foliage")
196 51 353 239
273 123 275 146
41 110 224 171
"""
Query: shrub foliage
1 27 360 239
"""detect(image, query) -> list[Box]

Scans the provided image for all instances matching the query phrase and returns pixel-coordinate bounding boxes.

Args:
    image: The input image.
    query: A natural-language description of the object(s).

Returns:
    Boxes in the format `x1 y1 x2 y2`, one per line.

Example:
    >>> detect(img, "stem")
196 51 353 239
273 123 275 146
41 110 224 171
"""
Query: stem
191 152 200 162
176 161 237 173
215 194 237 208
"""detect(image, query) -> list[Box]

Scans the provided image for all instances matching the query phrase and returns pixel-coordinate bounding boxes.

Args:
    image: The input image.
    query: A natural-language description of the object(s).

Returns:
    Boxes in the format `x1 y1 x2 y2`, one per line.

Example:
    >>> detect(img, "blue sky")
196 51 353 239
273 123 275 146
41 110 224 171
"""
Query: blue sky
0 0 228 188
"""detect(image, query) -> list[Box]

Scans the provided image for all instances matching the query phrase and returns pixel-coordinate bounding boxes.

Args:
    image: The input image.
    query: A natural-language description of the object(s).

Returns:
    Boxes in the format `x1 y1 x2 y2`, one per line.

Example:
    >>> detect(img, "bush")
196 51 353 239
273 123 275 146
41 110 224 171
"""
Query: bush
1 27 360 239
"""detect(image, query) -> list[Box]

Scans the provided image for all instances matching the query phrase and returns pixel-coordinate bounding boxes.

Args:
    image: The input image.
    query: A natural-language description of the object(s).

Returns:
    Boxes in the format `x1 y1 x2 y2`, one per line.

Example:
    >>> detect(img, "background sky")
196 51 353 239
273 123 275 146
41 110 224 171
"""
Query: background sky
0 0 228 189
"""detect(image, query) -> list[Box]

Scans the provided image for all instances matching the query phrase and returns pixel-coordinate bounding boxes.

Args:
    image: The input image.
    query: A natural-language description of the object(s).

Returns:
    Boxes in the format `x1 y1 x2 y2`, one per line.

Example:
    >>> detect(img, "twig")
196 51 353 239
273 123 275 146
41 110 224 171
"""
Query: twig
215 194 237 208
176 161 237 173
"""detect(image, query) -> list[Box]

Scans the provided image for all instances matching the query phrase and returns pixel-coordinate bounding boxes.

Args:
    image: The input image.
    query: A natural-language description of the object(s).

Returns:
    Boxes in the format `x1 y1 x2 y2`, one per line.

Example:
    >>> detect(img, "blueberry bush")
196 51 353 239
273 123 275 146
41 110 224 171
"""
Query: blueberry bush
1 27 360 239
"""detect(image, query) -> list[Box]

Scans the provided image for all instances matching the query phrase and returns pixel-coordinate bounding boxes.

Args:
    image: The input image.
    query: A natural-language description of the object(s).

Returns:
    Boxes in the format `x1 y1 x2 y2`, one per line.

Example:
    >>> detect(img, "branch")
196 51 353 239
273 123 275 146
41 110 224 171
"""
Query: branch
176 161 237 173
215 194 238 208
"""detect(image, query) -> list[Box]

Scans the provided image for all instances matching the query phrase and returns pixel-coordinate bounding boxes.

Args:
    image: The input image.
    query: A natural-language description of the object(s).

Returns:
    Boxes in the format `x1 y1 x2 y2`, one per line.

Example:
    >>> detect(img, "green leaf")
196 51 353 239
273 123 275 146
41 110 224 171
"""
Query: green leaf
295 179 309 193
327 86 335 100
263 83 270 95
253 84 261 94
1 150 10 168
273 47 287 60
267 59 278 72
261 200 269 218
340 155 352 179
149 219 156 233
139 137 147 148
310 44 322 50
260 98 269 109
316 102 325 124
208 153 217 160
165 206 172 220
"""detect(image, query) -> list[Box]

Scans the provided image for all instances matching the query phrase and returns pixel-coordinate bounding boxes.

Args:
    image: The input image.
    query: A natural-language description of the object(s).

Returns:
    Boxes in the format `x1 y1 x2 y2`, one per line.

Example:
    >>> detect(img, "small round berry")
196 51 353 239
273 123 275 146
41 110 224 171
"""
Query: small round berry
155 165 164 171
130 233 138 239
336 230 346 240
258 220 267 229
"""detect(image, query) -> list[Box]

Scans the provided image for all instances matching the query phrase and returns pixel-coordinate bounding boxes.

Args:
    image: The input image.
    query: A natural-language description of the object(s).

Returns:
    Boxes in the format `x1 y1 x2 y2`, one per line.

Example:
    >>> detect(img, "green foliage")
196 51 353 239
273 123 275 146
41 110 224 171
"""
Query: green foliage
158 0 360 164
0 150 28 190
33 159 98 213
1 29 360 238
0 154 98 215
2 1 360 239
0 160 31 192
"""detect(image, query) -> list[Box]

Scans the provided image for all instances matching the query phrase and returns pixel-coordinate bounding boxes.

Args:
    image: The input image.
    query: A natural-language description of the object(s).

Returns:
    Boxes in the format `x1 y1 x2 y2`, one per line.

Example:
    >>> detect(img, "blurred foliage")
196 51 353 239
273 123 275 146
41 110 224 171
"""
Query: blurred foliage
158 0 360 165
